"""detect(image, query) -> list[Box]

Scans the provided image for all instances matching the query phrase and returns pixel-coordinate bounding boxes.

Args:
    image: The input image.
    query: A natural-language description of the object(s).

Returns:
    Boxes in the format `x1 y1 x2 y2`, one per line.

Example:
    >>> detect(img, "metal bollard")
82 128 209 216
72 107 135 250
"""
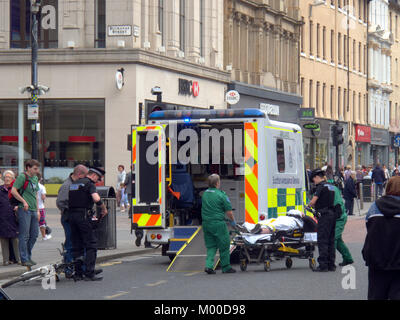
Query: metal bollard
359 182 364 210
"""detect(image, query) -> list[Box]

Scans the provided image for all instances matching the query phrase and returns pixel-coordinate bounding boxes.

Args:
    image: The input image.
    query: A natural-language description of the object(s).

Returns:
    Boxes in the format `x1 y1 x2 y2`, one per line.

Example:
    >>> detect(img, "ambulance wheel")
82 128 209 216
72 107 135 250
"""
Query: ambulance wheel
309 258 317 271
264 260 271 272
240 260 247 272
55 274 60 282
285 258 293 269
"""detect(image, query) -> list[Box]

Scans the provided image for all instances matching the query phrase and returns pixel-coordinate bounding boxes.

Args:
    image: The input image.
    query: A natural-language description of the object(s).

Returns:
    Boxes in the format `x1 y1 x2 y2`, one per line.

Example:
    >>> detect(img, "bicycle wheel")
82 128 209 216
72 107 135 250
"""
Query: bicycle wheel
1 270 42 288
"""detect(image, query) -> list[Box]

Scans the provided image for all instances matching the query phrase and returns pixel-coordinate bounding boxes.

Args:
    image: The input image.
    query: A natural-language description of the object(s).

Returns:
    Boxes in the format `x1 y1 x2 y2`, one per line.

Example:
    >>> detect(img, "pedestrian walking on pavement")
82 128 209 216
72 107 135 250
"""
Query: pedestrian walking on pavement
37 173 51 241
68 167 108 281
372 164 386 199
11 160 40 268
116 165 126 210
56 164 89 277
362 176 400 300
201 174 236 274
309 169 337 272
0 170 21 266
343 171 357 216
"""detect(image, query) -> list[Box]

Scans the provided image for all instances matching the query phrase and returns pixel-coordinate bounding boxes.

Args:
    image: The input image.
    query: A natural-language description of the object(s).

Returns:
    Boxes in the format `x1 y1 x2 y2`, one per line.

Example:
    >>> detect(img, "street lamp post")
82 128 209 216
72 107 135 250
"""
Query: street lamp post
31 0 41 160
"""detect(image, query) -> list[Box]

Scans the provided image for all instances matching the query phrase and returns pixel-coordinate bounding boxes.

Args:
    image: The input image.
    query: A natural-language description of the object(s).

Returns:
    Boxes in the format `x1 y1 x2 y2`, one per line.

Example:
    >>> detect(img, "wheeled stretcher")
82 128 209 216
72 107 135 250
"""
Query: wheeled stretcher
232 215 318 272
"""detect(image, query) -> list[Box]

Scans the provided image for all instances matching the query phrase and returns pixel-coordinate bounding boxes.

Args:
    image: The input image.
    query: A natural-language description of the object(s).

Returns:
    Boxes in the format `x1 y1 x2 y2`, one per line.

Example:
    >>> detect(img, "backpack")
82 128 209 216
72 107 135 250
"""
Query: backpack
8 173 30 207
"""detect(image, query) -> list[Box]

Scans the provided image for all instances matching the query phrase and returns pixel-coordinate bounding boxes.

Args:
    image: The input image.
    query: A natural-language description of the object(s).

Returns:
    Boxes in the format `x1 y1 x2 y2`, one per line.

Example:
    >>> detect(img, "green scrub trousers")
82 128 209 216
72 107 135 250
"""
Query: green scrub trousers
203 222 231 272
335 213 353 263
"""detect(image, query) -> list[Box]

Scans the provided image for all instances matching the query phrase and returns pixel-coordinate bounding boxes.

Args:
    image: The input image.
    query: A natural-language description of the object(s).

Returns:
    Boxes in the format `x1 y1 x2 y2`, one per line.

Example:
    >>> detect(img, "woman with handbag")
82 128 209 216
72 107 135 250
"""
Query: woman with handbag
0 170 21 266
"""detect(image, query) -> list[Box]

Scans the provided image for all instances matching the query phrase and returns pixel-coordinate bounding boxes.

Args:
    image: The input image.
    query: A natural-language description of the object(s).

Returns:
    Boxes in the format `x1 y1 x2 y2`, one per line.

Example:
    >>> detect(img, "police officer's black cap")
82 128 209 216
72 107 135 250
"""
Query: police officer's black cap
89 167 106 178
310 169 325 180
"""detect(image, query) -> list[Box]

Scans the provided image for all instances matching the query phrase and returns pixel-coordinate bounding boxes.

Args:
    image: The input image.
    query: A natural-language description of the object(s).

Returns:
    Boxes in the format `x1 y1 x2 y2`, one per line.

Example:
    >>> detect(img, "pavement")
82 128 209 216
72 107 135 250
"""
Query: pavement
0 208 161 280
0 200 372 281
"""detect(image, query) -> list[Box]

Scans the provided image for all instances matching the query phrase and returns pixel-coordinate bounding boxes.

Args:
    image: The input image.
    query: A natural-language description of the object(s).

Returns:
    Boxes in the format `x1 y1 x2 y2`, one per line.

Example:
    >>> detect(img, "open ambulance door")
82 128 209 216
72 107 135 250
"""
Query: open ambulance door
131 125 167 229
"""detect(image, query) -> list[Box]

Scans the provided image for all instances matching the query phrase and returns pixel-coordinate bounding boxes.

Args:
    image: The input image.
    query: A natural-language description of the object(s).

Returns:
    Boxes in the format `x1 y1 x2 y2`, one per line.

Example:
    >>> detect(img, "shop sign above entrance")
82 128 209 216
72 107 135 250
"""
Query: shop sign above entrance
225 90 240 105
298 108 315 120
355 125 371 143
303 123 320 130
260 103 279 116
179 78 199 98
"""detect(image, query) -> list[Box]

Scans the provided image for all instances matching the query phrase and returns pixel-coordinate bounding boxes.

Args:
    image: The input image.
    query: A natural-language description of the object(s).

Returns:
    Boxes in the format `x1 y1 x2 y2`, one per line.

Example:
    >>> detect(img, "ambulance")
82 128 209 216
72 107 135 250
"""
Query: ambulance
130 108 307 258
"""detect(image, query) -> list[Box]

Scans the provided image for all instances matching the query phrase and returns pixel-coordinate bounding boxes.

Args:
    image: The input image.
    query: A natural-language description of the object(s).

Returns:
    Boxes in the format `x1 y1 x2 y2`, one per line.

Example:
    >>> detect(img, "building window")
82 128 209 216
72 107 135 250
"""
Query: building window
353 39 356 70
322 83 326 117
309 80 313 108
316 81 320 115
338 87 341 119
179 0 185 52
330 85 334 118
10 0 58 48
316 23 320 58
95 0 106 48
343 35 347 67
343 88 347 115
338 33 342 64
200 0 204 57
301 77 305 107
301 17 305 53
359 42 362 72
322 26 326 60
309 20 313 56
276 139 285 173
159 0 165 46
331 30 335 63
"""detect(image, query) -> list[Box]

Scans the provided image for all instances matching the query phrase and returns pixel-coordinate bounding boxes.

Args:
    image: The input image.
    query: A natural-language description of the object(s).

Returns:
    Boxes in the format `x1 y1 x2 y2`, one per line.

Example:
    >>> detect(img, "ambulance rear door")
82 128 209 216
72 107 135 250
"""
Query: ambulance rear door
131 125 167 229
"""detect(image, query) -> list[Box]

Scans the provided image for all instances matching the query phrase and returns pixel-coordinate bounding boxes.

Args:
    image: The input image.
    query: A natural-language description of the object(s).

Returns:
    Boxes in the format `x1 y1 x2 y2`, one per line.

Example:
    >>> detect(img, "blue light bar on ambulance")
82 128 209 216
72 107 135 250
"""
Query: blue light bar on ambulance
149 108 266 120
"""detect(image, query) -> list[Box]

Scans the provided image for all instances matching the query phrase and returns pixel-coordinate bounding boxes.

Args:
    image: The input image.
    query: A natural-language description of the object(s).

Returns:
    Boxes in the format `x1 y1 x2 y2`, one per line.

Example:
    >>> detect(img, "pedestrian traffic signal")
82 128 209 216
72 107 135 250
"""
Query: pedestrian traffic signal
332 124 344 146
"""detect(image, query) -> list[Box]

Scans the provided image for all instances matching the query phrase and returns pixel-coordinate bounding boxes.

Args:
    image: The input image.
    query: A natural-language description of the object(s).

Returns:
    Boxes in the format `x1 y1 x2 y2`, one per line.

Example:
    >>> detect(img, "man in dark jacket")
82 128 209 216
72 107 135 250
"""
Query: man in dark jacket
371 164 386 199
343 171 357 216
362 176 400 300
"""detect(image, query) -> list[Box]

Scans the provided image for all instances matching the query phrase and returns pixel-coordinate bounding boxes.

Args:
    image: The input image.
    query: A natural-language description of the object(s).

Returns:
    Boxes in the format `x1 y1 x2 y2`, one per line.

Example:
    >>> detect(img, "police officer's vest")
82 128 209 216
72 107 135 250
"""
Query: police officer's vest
68 177 95 210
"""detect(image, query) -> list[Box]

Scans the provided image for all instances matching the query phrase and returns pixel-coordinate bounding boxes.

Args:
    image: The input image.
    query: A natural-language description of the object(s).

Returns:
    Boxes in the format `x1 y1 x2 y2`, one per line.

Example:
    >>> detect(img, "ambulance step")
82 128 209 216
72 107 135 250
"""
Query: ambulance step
167 227 219 272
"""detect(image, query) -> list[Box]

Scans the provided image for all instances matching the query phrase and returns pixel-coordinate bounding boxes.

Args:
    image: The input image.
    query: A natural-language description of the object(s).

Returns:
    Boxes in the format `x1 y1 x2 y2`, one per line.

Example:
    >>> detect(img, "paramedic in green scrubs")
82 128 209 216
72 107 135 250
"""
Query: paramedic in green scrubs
201 174 236 274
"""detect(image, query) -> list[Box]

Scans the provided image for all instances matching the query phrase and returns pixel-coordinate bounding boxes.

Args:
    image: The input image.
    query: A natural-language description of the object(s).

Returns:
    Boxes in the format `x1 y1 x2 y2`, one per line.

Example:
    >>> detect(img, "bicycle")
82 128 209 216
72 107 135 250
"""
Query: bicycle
1 243 75 289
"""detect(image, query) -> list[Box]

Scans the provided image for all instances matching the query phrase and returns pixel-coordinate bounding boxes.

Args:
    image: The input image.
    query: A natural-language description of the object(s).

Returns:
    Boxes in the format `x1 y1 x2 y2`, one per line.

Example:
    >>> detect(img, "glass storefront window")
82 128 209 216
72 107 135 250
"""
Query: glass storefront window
0 99 105 194
315 139 328 169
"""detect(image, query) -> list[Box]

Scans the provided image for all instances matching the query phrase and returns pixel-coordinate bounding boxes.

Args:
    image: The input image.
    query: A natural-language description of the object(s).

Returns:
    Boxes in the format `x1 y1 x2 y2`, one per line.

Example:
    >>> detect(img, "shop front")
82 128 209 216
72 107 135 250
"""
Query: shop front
227 81 302 125
370 127 390 166
355 124 371 167
300 118 335 170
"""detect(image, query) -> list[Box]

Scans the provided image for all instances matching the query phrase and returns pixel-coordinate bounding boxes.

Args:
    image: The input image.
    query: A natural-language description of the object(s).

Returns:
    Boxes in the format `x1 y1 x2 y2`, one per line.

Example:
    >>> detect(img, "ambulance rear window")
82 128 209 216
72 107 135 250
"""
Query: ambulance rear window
276 139 285 173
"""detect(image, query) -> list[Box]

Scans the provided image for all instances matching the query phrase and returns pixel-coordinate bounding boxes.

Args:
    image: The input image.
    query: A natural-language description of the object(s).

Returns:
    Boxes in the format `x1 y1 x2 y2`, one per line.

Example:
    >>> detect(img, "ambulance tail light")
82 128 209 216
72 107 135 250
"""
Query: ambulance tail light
150 234 156 240
157 234 162 240
260 214 266 221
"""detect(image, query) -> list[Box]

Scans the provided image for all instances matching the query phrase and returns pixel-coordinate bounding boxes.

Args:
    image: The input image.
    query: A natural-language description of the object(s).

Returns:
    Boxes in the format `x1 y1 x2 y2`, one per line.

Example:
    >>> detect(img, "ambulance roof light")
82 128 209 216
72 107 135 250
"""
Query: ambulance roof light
148 108 266 120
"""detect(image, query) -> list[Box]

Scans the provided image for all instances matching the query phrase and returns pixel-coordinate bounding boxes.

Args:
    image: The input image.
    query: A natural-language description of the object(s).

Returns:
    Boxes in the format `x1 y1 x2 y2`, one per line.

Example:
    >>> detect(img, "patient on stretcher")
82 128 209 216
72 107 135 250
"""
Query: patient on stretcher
238 210 306 235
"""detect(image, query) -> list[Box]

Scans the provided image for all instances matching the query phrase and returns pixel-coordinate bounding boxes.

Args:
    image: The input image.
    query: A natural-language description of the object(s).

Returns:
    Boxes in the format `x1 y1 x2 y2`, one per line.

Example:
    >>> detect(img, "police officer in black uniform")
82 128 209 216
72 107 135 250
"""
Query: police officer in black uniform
68 167 108 281
309 169 337 272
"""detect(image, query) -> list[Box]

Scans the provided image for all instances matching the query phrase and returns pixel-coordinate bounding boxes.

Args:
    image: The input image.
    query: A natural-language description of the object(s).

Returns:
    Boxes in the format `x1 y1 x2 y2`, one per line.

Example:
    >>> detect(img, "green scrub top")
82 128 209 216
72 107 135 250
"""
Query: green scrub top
201 188 232 224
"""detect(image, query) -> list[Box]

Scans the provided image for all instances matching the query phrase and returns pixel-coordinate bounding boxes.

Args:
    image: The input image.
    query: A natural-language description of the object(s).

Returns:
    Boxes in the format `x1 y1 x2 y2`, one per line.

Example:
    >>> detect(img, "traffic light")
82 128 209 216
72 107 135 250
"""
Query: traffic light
146 102 166 121
332 124 344 146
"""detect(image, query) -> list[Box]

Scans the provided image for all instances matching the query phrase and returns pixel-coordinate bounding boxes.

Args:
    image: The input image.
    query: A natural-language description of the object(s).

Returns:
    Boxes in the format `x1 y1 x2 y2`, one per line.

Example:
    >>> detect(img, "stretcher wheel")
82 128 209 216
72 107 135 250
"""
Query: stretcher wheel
264 260 271 272
240 260 247 272
285 258 293 269
309 258 317 271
